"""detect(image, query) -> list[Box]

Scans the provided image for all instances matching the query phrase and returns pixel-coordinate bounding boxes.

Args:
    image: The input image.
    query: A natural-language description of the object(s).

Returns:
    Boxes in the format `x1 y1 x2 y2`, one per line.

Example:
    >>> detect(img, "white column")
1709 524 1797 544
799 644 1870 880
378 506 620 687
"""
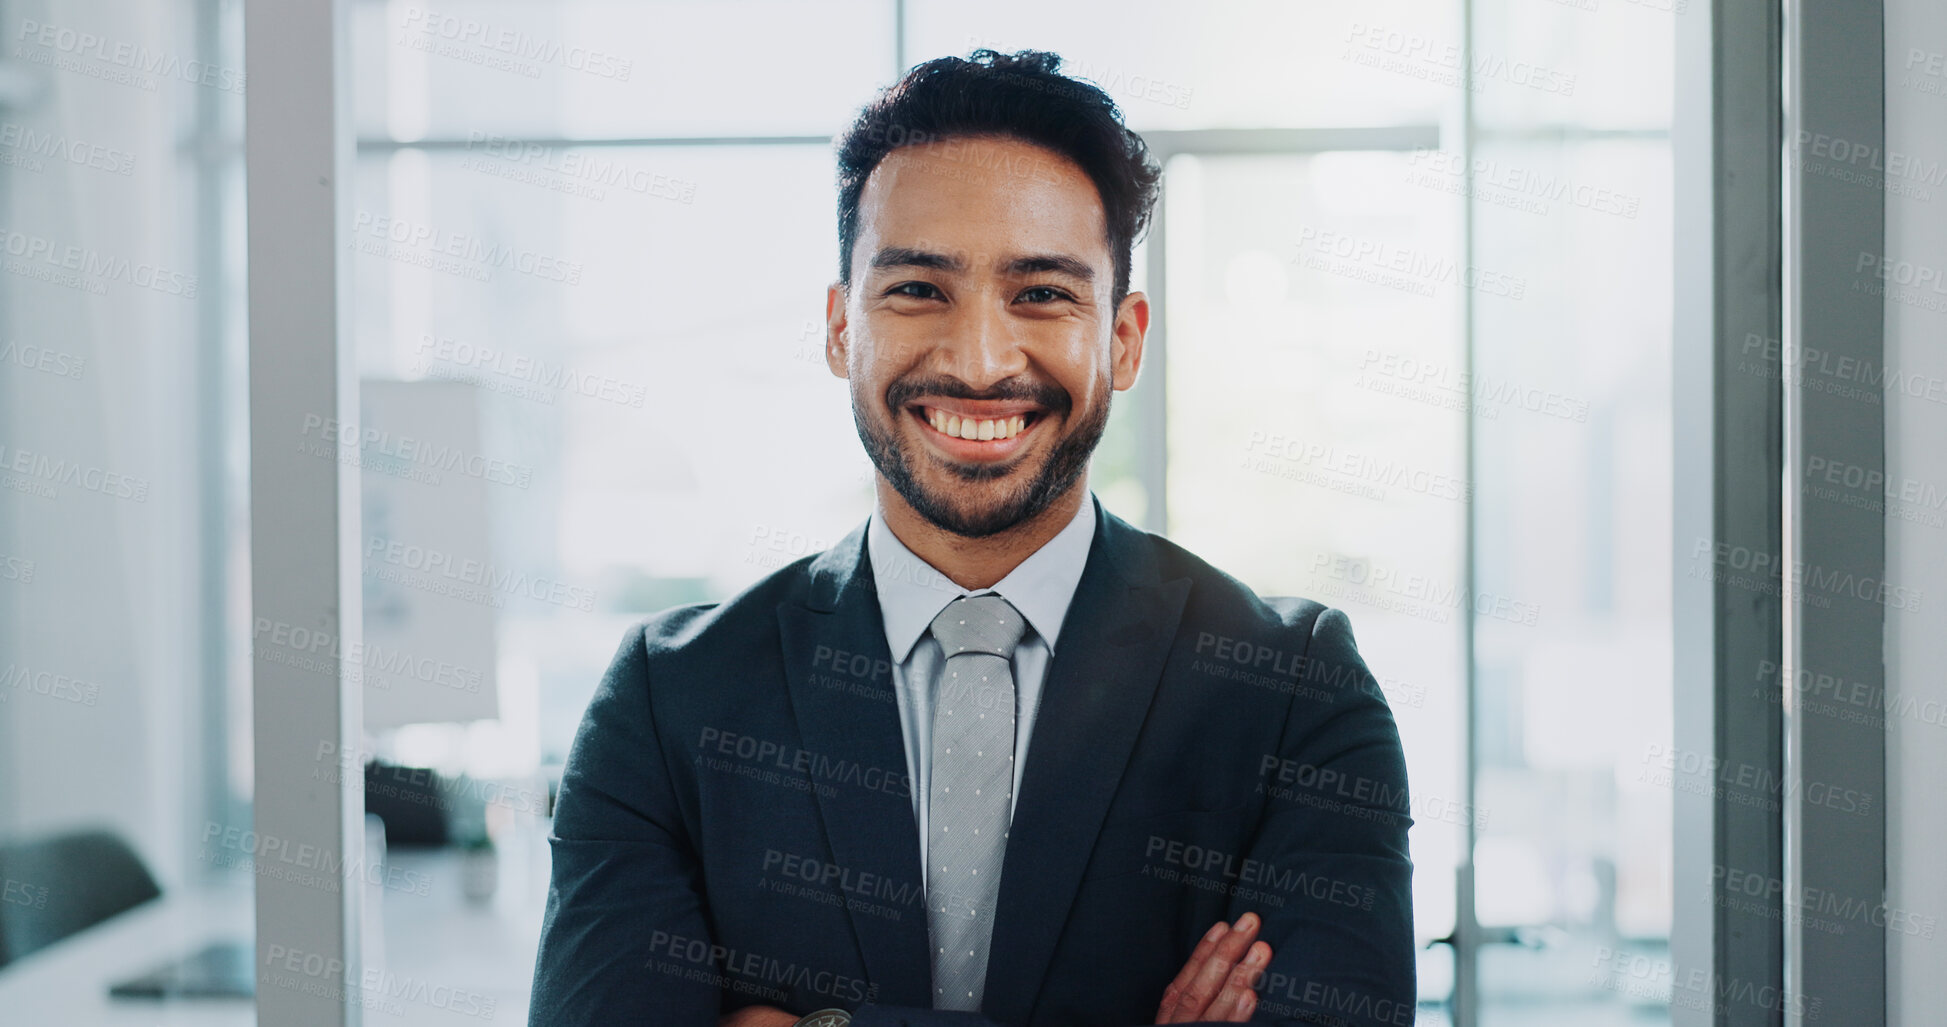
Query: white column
245 0 361 1023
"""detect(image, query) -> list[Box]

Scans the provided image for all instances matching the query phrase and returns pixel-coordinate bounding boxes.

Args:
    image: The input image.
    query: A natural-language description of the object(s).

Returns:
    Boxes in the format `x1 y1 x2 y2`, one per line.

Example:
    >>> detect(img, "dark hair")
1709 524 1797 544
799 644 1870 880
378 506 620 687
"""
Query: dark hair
834 49 1163 312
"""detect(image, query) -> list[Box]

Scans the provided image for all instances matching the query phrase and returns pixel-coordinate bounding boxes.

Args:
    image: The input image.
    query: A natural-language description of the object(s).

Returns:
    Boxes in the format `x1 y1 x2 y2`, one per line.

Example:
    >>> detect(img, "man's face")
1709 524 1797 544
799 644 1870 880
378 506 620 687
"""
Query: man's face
827 134 1148 538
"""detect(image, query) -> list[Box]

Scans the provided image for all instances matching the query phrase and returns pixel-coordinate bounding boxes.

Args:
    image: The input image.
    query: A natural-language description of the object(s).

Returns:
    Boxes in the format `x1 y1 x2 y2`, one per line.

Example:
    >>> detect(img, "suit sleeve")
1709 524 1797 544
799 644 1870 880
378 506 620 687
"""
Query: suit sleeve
1226 606 1416 1027
529 623 720 1026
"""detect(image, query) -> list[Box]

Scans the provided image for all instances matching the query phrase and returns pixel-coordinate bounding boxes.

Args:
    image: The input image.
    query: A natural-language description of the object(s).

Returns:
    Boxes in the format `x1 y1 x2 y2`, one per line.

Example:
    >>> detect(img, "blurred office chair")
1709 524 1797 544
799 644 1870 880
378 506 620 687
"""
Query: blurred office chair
0 828 160 969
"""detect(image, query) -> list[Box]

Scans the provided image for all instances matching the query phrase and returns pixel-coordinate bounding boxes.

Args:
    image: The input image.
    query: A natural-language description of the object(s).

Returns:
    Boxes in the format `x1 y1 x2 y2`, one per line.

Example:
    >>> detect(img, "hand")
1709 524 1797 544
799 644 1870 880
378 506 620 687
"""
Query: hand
718 1005 802 1027
1154 913 1272 1023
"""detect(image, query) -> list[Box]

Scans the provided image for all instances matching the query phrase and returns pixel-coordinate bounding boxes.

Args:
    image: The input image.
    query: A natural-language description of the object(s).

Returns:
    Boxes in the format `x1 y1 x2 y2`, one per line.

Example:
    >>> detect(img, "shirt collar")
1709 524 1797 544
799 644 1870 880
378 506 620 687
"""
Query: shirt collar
866 491 1099 664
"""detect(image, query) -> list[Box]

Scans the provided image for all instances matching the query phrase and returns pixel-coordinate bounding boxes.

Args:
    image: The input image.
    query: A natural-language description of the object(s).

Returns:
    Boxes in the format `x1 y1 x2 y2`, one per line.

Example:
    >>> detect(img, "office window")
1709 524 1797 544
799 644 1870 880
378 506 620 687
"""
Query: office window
342 2 1673 1022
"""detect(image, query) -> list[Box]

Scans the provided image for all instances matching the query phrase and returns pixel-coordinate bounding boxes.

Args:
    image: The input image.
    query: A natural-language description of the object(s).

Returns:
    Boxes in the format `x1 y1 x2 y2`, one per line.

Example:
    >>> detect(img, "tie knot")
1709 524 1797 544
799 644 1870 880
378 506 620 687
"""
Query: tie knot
929 593 1027 659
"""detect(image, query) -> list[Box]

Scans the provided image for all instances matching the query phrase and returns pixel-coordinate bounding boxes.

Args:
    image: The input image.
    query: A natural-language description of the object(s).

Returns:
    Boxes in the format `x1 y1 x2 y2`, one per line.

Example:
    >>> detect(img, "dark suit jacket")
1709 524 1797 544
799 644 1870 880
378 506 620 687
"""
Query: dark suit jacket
530 497 1415 1026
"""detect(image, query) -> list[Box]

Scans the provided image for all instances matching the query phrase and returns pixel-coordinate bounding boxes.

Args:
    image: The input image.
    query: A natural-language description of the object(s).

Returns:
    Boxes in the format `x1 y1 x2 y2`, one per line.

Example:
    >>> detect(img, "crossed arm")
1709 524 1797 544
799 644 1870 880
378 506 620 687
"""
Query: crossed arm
531 607 1413 1026
722 914 1273 1026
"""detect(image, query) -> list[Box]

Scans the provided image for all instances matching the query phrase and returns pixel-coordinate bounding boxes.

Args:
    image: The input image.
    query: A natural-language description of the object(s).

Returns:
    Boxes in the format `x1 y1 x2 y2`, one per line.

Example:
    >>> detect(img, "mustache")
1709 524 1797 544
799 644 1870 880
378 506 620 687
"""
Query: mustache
884 374 1069 414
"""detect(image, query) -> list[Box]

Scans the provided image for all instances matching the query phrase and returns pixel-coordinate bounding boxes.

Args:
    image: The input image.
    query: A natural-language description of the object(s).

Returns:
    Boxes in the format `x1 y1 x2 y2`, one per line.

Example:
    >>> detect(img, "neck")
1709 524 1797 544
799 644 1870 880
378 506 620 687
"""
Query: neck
876 479 1089 591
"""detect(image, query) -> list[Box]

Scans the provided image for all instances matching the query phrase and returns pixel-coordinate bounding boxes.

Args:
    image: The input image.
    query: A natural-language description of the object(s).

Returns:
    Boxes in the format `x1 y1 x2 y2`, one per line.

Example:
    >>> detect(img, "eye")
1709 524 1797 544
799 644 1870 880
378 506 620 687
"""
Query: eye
1017 285 1073 304
887 281 943 300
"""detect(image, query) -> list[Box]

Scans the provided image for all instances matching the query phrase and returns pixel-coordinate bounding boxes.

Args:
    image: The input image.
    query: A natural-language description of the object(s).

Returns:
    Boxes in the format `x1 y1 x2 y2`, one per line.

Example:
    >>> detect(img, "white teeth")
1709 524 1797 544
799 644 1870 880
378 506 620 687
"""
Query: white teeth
926 408 1031 442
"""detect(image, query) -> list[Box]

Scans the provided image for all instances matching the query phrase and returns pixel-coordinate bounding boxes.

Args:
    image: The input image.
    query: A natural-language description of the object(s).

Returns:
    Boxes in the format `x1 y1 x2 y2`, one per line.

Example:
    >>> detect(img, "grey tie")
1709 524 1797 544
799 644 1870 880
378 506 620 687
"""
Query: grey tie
925 593 1027 1012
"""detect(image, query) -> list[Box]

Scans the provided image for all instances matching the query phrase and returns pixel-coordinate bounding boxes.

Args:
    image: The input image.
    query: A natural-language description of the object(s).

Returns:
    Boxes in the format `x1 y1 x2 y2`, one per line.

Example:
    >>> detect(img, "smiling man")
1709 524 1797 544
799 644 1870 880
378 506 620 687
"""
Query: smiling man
529 50 1414 1027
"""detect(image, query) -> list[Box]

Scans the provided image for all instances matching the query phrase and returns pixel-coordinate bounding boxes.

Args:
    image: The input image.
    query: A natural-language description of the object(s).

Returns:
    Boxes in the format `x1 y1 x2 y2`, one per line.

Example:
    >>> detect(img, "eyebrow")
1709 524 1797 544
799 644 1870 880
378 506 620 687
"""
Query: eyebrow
868 247 1096 283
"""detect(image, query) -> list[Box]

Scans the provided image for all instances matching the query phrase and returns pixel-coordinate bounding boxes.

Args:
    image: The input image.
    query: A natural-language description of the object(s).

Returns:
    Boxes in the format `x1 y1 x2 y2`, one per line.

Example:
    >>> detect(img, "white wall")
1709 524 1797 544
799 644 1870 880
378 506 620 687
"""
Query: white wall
1884 0 1947 1020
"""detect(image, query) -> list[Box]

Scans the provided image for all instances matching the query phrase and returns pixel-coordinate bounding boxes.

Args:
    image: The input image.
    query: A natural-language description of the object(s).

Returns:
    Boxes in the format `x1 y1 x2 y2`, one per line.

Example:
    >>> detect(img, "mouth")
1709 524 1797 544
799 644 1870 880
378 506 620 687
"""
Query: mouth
905 400 1049 463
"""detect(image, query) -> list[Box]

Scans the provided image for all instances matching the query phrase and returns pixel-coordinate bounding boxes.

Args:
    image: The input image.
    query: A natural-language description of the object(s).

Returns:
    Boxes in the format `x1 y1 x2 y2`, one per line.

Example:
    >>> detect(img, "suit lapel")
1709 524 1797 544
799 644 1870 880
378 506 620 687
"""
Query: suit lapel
982 500 1192 1024
776 499 1190 1019
775 523 935 1007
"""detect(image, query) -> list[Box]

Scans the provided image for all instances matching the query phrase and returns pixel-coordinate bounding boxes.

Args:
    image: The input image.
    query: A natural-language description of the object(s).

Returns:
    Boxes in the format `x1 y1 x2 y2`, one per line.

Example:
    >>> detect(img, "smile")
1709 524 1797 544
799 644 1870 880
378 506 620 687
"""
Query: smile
922 406 1033 440
907 402 1047 460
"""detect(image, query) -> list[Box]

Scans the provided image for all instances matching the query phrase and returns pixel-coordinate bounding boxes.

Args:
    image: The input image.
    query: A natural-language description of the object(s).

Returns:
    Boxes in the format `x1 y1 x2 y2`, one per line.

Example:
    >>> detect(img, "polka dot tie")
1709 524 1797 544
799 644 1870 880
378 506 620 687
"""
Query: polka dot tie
924 593 1026 1012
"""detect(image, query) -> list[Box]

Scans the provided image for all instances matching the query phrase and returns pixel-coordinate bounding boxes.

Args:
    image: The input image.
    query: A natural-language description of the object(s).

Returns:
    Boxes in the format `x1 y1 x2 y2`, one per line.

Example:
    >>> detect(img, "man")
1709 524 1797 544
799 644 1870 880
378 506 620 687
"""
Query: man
530 50 1414 1027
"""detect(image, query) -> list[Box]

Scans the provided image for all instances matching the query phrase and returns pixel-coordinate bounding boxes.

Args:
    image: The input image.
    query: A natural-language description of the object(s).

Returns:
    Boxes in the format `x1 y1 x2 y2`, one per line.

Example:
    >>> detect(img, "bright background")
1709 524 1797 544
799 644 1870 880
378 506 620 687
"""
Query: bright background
0 1 1675 1023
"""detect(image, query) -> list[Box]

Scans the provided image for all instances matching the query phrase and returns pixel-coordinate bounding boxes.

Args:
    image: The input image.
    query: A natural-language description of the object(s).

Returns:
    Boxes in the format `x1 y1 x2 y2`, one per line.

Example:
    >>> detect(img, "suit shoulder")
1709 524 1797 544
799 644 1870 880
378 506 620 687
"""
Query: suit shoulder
628 550 820 659
1143 530 1335 640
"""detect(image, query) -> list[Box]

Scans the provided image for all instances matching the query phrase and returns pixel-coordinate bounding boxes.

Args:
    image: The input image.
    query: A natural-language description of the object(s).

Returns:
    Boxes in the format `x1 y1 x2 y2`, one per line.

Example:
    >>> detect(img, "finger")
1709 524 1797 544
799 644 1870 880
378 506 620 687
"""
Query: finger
1167 912 1262 1022
1203 940 1272 1022
1157 920 1229 1022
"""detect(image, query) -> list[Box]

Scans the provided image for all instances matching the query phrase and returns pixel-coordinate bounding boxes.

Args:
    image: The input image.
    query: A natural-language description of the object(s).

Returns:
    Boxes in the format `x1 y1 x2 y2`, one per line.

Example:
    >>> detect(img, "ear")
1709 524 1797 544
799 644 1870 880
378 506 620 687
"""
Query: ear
825 282 850 380
1110 290 1150 391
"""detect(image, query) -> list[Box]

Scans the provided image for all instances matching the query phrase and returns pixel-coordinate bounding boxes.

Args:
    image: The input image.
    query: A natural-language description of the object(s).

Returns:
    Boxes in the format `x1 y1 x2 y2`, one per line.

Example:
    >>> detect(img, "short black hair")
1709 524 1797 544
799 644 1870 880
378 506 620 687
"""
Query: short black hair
834 48 1163 313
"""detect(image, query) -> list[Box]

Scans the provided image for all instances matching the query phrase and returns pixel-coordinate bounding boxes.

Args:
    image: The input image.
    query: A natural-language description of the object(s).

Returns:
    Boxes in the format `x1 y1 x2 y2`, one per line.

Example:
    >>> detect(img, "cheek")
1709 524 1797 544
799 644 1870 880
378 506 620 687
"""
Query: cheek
1052 347 1114 404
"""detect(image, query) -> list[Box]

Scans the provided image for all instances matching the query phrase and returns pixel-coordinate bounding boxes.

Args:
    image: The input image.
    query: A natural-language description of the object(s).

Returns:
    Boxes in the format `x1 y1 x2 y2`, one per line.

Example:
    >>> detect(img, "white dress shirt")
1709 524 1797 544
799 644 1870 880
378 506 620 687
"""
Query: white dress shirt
865 491 1098 867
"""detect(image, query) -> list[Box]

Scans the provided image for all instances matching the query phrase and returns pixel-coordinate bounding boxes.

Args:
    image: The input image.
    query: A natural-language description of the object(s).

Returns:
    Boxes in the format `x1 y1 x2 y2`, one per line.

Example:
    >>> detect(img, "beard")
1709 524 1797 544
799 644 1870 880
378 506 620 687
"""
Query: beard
851 366 1110 538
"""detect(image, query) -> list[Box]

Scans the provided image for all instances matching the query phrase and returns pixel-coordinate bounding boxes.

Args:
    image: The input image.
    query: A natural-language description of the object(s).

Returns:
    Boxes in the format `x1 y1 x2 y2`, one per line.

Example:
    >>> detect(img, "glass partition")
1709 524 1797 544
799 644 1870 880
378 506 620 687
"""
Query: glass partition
0 0 253 1022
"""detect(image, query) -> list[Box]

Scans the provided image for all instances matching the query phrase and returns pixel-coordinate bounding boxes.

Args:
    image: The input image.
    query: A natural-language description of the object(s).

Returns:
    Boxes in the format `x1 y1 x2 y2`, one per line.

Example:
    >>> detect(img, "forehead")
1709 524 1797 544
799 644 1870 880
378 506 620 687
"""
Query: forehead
853 135 1110 273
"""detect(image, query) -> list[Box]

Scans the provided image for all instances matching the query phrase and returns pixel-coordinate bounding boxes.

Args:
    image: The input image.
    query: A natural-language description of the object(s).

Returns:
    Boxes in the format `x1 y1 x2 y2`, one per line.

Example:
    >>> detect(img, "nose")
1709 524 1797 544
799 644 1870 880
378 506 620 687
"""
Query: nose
934 293 1030 391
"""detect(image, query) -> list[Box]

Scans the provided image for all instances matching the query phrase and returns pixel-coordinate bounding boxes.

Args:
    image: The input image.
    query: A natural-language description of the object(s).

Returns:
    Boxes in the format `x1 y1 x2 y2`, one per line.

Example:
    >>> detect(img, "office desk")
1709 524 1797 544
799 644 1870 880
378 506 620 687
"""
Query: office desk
0 884 256 1025
0 832 550 1026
